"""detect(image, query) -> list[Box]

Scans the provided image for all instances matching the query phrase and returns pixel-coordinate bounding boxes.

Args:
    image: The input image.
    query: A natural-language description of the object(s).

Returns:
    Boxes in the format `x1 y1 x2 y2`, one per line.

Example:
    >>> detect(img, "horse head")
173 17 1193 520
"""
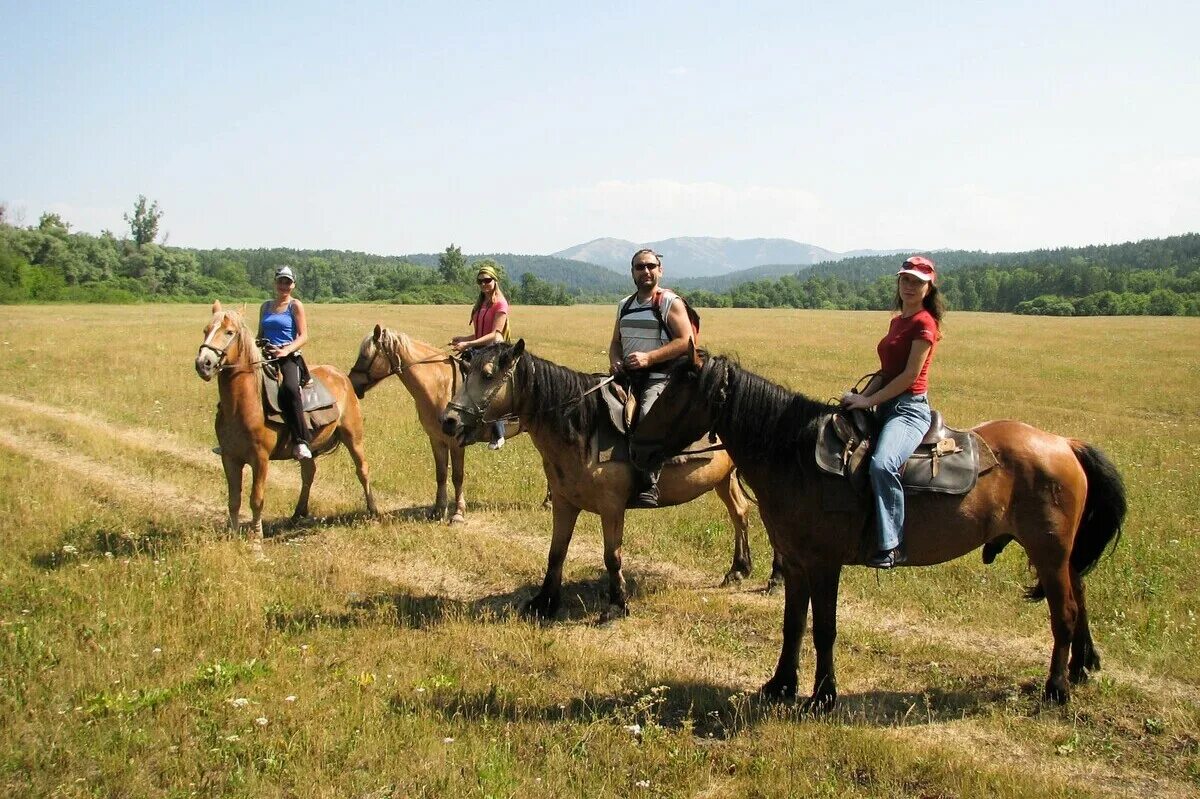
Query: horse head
441 339 525 445
349 324 402 399
630 341 719 464
195 300 252 381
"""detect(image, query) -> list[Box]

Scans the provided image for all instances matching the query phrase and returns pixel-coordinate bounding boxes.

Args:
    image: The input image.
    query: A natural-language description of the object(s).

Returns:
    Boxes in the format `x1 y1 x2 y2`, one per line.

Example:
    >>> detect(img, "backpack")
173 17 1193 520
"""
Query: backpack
619 288 700 344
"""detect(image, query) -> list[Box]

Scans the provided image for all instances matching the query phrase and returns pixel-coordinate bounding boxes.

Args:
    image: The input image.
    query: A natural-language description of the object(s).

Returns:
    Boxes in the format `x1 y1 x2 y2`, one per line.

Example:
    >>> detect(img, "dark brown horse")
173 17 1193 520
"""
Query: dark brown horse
440 341 763 624
631 344 1126 709
195 302 377 554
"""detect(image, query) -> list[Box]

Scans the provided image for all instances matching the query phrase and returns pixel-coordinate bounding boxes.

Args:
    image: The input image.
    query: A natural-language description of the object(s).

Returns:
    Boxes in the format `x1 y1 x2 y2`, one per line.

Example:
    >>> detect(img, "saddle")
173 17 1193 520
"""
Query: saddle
593 380 718 466
260 357 339 430
815 406 996 496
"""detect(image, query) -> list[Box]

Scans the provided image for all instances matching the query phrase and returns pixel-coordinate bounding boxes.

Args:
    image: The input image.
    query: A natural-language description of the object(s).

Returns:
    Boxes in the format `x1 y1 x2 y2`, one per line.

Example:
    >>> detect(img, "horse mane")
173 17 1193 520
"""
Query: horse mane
220 309 261 369
701 354 831 470
504 346 604 448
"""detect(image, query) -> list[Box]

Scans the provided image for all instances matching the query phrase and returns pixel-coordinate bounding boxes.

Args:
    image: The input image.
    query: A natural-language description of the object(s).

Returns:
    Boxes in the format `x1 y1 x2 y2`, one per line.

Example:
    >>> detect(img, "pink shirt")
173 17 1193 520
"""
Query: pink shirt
473 297 509 340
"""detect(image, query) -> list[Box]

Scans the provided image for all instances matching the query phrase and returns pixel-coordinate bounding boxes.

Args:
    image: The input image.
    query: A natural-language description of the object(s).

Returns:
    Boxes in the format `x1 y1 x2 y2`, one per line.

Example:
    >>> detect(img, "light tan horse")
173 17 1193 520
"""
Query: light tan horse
195 302 377 552
440 340 759 625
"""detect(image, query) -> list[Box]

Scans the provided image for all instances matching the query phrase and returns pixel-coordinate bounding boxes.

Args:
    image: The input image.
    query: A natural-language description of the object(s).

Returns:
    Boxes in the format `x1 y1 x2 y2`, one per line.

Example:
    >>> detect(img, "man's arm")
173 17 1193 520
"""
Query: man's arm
609 316 624 374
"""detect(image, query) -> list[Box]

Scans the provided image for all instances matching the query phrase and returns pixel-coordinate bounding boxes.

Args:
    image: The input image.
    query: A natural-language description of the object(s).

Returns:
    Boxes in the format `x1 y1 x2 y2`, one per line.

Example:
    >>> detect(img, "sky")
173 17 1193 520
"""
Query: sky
3 1 1198 256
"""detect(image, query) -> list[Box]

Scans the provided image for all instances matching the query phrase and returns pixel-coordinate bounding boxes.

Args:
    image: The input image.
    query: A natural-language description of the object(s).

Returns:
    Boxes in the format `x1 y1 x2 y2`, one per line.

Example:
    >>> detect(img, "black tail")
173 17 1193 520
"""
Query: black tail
1026 442 1126 601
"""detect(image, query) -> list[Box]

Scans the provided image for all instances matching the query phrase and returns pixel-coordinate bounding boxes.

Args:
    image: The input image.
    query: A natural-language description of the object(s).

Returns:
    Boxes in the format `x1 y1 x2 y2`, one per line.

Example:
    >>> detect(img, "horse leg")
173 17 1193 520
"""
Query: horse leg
760 563 810 701
802 563 842 714
449 445 466 525
291 457 316 523
248 457 268 559
524 500 581 621
542 482 553 510
429 440 449 520
341 426 378 517
221 455 243 533
766 549 785 596
598 511 630 624
714 471 753 587
1036 561 1078 704
1068 568 1101 683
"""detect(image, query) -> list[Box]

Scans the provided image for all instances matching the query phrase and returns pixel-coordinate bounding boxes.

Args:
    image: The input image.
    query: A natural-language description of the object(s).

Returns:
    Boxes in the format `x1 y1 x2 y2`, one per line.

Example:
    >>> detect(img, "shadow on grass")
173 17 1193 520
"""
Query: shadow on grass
394 673 1024 739
266 572 670 633
32 519 183 569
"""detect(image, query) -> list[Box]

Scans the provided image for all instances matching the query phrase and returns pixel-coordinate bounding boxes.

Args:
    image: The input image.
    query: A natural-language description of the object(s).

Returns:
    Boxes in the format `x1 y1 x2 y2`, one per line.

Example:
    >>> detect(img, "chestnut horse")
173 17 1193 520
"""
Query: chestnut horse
440 340 763 625
631 345 1126 709
349 324 542 524
195 302 377 553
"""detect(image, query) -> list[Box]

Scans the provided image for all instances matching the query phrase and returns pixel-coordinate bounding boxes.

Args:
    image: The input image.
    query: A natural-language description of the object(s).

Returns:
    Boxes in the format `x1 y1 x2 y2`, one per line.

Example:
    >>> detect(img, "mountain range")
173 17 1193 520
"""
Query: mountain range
551 237 913 279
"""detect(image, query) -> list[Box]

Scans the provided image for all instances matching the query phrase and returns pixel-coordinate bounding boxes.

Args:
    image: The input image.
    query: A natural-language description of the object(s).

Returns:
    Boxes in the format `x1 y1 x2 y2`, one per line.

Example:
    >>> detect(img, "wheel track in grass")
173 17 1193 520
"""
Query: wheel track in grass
1 394 1197 798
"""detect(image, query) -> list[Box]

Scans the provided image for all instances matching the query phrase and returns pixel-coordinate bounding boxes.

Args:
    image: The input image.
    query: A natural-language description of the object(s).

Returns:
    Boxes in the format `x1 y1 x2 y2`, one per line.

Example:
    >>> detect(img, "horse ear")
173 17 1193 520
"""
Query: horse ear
373 324 382 342
688 339 702 373
211 300 222 313
512 338 526 359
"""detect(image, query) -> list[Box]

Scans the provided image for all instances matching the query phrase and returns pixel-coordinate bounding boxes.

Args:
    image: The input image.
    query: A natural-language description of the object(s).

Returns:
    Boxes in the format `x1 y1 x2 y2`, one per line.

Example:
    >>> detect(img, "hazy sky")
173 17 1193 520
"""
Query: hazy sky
4 1 1197 255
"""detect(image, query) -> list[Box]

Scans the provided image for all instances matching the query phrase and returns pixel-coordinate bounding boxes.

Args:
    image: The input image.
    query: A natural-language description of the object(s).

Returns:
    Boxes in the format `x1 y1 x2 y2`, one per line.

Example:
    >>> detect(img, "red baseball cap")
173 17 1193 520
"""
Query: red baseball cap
897 256 936 283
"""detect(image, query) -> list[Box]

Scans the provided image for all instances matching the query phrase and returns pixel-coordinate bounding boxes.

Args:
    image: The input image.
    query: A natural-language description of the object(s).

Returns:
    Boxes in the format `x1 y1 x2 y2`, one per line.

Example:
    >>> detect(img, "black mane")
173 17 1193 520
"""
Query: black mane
700 354 832 469
486 344 604 447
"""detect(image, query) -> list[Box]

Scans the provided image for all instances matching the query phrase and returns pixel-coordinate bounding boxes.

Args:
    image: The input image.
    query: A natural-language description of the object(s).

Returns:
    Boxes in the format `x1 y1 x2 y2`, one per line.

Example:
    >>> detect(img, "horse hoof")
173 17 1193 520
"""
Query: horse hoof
764 578 783 596
522 595 558 621
800 693 837 716
758 678 797 702
449 513 465 525
597 603 629 626
720 570 748 588
1042 680 1070 705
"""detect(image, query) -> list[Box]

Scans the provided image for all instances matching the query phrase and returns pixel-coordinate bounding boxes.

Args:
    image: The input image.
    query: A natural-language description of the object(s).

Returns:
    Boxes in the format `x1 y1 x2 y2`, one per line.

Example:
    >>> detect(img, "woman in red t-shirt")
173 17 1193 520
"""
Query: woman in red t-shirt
841 256 944 568
451 261 511 449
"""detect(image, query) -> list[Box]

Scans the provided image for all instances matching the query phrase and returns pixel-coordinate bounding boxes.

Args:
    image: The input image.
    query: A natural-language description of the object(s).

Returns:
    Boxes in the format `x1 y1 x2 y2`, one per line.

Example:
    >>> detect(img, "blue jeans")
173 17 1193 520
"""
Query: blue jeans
869 393 931 552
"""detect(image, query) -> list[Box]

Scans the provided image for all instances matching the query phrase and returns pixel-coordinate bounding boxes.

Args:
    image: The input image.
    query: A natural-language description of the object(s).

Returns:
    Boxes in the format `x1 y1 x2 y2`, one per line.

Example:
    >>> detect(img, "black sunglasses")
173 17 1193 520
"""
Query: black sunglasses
632 262 659 272
476 277 495 285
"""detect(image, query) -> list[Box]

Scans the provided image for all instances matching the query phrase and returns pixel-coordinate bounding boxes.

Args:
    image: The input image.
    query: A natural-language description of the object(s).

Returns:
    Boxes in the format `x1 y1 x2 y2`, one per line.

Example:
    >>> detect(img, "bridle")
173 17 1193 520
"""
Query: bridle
445 353 523 429
348 339 459 393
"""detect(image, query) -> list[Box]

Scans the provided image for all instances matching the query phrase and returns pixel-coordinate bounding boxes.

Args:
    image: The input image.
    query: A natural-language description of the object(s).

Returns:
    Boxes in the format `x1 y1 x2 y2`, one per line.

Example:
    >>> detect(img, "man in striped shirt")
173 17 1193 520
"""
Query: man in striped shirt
608 248 694 507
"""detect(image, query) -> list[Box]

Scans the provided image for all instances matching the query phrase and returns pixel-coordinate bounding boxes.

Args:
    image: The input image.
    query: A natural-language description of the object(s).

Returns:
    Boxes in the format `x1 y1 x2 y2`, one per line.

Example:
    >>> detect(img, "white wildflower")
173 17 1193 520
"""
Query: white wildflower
62 544 78 554
624 723 642 736
284 695 297 703
443 737 455 744
636 779 651 788
255 717 269 726
228 697 249 708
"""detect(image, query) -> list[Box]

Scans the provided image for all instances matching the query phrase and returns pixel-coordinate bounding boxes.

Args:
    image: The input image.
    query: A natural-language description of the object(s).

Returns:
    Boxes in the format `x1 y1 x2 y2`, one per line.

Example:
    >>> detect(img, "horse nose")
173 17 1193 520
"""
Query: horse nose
195 357 212 380
440 410 460 437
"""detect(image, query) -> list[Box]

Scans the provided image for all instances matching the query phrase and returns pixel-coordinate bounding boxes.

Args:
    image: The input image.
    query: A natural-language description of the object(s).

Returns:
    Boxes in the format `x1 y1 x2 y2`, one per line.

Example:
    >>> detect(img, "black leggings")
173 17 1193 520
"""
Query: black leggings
278 355 311 444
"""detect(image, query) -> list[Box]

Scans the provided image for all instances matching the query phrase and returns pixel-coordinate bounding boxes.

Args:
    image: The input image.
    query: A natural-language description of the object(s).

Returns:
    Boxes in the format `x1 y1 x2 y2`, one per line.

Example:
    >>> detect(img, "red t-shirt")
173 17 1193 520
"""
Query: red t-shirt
876 309 938 395
473 297 509 340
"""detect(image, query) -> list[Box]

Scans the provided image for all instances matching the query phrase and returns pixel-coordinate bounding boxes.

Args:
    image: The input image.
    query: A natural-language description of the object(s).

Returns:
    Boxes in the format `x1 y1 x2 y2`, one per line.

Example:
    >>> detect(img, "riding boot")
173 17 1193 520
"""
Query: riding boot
631 466 661 508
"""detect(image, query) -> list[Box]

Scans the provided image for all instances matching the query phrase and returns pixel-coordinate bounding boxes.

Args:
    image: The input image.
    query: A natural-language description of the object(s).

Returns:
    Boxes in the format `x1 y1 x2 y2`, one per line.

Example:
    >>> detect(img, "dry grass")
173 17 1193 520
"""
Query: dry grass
0 303 1197 797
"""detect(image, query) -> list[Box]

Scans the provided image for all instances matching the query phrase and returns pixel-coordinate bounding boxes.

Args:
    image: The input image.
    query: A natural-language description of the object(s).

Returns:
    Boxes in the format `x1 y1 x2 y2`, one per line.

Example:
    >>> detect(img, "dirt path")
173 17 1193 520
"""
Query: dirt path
2 394 1196 798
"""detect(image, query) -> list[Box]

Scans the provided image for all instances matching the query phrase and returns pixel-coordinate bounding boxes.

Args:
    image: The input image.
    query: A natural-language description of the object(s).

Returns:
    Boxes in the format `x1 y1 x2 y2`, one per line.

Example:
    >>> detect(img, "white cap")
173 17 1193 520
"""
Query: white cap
274 265 296 282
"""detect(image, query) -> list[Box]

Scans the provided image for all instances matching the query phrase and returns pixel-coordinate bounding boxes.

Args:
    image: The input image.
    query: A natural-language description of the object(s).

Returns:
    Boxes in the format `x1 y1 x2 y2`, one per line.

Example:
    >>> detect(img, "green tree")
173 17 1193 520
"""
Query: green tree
124 195 163 248
438 244 469 284
37 212 71 236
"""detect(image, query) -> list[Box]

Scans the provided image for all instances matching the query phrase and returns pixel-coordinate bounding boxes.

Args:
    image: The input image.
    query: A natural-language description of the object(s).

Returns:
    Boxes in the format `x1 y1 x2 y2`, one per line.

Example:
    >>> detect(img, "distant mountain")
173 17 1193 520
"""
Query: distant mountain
552 237 914 279
400 252 629 296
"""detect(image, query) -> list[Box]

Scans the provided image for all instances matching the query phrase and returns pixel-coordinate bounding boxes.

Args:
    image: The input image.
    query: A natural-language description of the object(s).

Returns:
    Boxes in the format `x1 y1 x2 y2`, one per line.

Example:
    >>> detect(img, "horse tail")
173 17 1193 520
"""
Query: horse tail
1026 441 1126 600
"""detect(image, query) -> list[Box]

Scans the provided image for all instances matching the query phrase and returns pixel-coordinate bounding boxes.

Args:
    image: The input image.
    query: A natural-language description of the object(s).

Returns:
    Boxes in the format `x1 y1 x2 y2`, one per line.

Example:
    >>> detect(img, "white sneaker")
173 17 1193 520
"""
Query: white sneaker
294 443 313 460
488 436 505 451
212 445 223 455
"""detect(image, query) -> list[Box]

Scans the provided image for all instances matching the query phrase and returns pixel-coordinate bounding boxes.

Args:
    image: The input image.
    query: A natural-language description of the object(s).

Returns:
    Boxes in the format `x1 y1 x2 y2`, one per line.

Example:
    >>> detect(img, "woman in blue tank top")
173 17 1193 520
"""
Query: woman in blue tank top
259 265 313 459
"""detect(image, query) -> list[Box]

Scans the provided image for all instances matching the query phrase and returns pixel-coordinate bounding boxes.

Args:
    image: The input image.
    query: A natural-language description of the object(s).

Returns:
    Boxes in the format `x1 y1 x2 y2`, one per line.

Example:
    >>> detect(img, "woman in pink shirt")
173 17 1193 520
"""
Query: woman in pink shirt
841 256 944 568
451 261 511 449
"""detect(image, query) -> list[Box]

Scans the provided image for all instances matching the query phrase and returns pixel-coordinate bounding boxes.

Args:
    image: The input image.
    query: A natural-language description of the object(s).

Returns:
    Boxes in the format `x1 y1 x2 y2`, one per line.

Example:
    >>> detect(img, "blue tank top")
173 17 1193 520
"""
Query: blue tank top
261 300 296 346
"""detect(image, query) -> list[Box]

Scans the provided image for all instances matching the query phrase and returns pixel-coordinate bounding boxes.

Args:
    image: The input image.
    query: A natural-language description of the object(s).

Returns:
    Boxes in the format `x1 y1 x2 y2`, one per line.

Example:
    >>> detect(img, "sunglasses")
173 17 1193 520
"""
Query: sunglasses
476 277 495 285
632 263 659 272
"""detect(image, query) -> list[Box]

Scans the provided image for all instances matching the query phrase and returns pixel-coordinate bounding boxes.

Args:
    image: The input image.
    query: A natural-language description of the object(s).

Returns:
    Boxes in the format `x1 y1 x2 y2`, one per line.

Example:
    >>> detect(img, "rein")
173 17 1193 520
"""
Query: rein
349 342 459 392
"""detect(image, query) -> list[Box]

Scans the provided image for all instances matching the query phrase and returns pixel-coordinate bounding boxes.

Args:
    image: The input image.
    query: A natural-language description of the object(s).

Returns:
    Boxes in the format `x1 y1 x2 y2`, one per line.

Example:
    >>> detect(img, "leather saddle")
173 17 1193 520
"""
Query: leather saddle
260 357 339 430
593 380 718 466
815 406 995 496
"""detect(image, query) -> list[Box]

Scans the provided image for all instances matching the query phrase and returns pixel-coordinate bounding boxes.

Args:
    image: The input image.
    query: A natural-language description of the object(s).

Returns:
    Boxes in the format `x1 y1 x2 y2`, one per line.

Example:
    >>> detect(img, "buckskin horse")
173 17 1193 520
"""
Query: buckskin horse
439 340 763 624
630 344 1126 709
349 324 549 524
195 302 377 553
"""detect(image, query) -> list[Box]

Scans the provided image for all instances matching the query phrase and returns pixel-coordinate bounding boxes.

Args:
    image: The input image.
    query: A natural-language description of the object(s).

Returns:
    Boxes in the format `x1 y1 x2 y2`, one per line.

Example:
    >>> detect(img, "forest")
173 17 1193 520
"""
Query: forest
1 200 1197 315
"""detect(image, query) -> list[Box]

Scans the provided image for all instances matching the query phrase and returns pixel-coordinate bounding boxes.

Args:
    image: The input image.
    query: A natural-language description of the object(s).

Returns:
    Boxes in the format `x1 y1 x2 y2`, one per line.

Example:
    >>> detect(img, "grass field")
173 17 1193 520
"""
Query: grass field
1 303 1197 798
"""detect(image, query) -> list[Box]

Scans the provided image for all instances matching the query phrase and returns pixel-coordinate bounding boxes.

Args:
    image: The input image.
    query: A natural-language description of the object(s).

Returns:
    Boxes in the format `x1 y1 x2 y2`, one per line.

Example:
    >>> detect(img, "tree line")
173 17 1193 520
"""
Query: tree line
1 199 1197 315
